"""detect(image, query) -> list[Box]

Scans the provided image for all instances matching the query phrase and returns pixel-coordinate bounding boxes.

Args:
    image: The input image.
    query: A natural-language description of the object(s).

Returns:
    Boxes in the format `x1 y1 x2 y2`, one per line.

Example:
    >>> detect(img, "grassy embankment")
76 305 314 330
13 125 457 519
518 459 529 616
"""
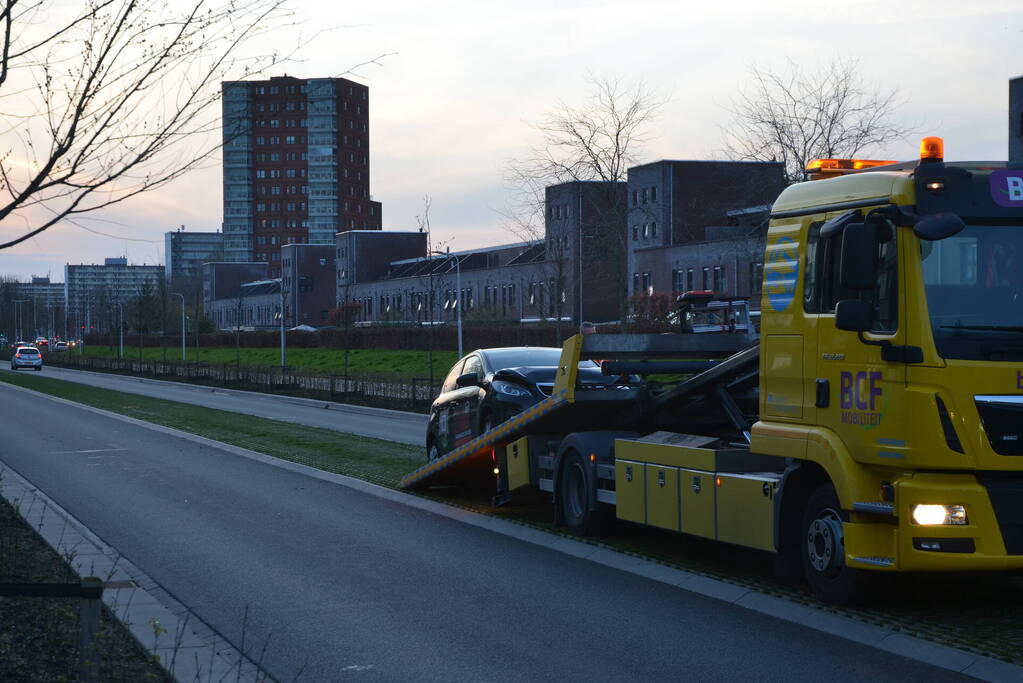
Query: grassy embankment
3 370 1023 666
75 346 460 379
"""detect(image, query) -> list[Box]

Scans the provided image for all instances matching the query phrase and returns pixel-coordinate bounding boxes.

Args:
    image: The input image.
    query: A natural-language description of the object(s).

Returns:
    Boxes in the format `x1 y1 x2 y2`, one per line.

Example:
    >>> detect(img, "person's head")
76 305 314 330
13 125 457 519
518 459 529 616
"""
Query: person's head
580 321 596 335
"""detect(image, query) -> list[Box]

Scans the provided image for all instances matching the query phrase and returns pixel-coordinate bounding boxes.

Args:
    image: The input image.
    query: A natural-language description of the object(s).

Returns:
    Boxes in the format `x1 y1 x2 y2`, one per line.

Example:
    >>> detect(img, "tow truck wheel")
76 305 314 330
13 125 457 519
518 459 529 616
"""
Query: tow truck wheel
801 483 860 605
559 450 605 536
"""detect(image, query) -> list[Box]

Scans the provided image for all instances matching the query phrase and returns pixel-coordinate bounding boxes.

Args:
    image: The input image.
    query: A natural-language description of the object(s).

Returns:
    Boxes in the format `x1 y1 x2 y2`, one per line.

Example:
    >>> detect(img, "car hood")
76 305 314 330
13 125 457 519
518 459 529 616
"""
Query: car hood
492 365 614 386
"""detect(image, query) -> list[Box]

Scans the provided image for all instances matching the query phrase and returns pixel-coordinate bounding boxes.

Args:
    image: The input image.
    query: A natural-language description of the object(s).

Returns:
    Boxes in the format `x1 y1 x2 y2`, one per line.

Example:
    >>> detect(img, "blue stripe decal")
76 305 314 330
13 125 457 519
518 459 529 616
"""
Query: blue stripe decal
877 438 906 447
876 450 904 459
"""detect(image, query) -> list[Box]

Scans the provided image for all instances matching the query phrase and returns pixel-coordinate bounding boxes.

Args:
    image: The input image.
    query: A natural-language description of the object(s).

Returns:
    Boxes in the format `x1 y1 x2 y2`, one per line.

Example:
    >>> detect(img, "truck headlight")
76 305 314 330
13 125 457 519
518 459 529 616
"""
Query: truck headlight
911 504 968 526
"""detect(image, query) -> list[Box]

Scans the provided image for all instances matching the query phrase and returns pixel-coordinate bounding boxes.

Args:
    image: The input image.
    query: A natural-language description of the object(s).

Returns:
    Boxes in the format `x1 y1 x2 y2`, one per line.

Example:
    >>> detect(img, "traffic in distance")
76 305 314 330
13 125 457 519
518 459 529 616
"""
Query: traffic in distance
409 137 1023 605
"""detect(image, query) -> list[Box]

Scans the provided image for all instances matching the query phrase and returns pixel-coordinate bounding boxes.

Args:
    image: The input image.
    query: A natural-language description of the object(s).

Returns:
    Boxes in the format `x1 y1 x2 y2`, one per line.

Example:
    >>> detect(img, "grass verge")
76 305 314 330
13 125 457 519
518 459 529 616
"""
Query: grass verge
0 494 170 682
3 370 1023 667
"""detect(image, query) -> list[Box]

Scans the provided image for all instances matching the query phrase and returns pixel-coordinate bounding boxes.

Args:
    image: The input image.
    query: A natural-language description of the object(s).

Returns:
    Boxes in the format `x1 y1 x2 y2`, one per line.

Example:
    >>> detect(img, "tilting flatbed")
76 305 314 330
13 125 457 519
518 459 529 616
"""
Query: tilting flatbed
400 333 758 490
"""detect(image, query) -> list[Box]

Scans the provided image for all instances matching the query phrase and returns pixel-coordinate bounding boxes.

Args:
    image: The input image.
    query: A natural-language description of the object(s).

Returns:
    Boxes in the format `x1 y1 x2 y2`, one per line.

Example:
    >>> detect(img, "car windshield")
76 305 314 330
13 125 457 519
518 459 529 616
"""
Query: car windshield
922 223 1023 360
483 348 597 370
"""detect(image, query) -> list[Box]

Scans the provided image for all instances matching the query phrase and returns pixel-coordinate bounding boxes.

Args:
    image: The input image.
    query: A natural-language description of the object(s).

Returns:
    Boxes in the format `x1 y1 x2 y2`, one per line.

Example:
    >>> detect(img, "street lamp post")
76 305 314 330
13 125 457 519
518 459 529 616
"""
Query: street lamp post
13 299 28 342
279 281 286 368
117 303 124 358
170 293 185 361
431 249 462 358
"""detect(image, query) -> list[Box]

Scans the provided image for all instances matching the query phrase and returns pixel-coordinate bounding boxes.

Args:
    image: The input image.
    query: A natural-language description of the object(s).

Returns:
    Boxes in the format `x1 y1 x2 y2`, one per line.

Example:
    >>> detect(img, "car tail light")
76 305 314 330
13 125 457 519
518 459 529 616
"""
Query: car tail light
14 353 20 358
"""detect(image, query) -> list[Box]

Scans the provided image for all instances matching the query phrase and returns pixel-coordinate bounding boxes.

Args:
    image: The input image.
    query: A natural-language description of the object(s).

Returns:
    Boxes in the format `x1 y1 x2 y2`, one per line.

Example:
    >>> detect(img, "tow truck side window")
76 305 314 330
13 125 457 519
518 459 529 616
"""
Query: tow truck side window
803 221 899 333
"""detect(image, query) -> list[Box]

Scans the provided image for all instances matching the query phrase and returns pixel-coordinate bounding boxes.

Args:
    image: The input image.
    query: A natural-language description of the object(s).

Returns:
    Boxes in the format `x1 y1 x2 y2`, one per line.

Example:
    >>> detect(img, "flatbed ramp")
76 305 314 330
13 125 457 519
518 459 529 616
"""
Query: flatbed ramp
400 333 757 490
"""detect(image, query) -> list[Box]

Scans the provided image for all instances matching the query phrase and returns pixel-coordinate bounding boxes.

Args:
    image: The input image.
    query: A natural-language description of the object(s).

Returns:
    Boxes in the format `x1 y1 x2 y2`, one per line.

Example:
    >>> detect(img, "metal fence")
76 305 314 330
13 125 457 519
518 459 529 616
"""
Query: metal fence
33 353 441 413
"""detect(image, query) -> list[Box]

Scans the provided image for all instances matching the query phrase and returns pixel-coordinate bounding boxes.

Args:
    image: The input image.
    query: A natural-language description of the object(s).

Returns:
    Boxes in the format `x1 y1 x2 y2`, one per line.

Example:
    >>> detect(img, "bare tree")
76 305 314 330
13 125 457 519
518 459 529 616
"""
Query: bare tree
0 0 297 249
503 76 662 323
723 59 911 183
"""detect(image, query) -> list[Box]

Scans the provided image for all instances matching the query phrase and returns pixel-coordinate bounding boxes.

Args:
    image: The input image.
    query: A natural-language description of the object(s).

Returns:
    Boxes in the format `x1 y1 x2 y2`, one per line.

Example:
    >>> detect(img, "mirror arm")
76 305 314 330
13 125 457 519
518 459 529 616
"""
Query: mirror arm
855 332 924 363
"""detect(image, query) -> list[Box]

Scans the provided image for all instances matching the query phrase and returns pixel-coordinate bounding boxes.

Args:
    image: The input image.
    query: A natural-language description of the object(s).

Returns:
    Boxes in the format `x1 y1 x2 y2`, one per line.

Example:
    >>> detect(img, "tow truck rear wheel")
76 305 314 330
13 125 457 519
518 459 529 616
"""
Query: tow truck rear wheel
801 483 860 605
559 450 606 536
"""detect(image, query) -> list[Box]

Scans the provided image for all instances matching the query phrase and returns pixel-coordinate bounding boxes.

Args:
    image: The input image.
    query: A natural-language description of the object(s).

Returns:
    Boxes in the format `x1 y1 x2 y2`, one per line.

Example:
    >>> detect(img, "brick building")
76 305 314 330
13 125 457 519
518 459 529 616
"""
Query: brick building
281 243 336 327
222 75 382 275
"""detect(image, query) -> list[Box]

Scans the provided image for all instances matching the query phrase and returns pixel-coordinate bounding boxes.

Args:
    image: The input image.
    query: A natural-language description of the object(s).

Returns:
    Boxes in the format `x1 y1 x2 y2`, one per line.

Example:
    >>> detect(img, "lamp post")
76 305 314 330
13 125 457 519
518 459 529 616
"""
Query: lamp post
432 248 462 358
279 280 286 368
170 292 185 361
13 299 27 342
117 303 124 358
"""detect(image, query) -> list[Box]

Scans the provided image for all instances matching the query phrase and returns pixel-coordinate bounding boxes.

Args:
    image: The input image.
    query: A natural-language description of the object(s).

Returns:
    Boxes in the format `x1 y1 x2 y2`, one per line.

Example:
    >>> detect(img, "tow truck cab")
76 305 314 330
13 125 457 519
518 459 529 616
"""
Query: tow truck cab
756 137 1023 575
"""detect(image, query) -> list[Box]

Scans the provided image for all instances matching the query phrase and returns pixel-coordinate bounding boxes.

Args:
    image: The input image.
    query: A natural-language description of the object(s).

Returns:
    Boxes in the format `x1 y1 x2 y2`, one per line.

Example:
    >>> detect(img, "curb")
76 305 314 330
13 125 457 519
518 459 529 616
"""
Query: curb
2 379 1021 681
0 464 268 682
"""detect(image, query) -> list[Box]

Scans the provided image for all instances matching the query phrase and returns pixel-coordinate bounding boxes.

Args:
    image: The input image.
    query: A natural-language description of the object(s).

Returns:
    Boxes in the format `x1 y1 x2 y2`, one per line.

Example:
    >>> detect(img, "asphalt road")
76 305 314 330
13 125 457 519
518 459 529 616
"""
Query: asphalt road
0 382 964 682
17 364 426 446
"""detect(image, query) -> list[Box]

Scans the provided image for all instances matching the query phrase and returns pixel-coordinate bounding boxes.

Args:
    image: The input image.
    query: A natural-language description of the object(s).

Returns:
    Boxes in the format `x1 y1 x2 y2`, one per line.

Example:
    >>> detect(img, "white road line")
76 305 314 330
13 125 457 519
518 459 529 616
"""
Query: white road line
51 447 128 454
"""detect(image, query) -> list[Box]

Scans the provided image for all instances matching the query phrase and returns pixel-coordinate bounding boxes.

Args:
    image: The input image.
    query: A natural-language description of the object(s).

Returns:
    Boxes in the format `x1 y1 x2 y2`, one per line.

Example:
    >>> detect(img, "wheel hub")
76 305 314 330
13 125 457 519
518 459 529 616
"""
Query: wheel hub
806 513 844 573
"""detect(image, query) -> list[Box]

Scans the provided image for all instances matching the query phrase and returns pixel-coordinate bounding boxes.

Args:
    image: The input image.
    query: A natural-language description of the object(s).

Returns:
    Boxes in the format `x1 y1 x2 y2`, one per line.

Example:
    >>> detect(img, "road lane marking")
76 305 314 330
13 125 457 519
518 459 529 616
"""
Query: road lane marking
52 448 129 454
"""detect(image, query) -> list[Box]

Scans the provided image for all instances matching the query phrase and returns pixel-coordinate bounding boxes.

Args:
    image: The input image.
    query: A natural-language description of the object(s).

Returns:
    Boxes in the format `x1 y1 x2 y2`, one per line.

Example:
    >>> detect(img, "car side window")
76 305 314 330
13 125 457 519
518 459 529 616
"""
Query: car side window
461 355 482 379
441 359 466 393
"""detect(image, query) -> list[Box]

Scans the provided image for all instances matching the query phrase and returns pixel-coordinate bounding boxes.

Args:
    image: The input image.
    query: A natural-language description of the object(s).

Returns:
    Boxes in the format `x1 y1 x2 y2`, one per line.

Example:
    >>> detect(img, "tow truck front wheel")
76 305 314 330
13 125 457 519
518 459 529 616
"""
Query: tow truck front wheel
801 483 860 605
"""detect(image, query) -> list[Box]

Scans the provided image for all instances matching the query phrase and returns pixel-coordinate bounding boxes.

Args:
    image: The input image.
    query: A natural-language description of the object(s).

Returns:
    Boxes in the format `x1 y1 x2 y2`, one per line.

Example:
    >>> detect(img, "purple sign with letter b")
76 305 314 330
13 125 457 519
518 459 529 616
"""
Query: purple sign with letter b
990 170 1023 208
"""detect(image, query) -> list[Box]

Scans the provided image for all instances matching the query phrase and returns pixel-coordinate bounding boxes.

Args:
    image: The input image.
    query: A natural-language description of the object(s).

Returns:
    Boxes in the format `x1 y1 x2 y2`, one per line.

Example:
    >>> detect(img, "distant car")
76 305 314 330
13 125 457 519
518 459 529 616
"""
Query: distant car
55 341 68 351
425 347 624 461
35 337 48 347
10 346 43 371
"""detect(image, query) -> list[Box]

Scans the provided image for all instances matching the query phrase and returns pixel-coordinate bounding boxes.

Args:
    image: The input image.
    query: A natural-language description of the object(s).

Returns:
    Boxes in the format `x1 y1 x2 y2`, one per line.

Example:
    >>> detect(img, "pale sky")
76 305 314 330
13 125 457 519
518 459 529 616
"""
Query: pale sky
1 0 1021 280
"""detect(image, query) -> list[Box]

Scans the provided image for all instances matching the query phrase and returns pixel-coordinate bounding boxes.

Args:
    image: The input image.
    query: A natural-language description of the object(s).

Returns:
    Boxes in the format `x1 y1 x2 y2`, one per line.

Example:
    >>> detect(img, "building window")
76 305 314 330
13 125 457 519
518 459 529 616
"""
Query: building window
687 268 695 291
642 224 649 238
750 262 764 294
632 190 638 206
713 265 727 292
651 223 657 238
702 267 711 289
642 272 652 296
632 272 639 293
651 186 657 202
632 226 638 240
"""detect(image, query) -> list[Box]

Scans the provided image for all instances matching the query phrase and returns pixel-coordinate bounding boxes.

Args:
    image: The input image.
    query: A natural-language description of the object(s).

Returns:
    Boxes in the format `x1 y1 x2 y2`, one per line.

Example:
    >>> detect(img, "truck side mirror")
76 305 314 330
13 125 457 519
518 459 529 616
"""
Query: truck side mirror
835 299 872 331
913 212 965 241
456 371 480 388
840 222 879 290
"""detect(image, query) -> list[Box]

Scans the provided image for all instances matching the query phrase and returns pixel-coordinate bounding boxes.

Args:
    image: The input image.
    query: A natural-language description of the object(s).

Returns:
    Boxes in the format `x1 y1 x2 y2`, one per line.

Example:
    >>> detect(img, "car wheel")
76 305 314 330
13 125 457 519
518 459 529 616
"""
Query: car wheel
802 483 861 605
558 450 607 536
35 366 41 371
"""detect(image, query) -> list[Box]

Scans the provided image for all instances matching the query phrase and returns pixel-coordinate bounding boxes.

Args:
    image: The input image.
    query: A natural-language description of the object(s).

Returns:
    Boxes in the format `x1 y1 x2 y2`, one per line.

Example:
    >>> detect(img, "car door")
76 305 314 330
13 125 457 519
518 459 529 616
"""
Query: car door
447 354 483 449
434 358 466 454
459 354 485 437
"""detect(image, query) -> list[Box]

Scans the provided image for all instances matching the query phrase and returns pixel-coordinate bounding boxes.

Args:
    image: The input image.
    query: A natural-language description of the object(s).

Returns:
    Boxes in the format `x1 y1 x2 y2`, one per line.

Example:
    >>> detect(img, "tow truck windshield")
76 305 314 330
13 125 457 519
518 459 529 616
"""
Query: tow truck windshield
922 223 1023 360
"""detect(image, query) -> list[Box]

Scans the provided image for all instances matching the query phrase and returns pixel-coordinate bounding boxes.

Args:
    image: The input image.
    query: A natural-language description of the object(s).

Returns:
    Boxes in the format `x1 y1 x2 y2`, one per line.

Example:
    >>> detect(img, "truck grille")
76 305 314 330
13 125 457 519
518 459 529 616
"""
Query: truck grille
975 396 1023 456
978 474 1023 555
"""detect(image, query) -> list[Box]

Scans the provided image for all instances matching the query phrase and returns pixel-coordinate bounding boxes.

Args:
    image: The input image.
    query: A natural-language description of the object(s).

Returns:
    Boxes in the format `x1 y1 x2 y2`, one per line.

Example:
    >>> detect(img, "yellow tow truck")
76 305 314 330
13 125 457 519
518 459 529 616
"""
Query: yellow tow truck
402 138 1023 603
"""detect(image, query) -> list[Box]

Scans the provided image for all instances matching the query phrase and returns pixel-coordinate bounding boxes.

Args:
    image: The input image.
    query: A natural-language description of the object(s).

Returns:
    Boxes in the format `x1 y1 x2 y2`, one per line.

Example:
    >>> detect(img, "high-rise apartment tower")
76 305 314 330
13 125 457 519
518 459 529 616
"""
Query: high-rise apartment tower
221 75 382 276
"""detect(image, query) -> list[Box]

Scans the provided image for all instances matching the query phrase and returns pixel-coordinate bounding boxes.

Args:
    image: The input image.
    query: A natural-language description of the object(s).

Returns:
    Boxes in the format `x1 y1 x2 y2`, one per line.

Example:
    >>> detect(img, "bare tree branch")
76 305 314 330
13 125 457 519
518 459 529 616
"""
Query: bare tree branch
0 0 302 250
722 58 912 183
503 76 664 321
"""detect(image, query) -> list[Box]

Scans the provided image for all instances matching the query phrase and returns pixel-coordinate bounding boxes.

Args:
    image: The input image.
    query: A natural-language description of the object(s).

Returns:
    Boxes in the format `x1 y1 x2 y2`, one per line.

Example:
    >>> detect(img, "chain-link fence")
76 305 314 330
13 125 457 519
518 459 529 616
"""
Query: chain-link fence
17 351 440 413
